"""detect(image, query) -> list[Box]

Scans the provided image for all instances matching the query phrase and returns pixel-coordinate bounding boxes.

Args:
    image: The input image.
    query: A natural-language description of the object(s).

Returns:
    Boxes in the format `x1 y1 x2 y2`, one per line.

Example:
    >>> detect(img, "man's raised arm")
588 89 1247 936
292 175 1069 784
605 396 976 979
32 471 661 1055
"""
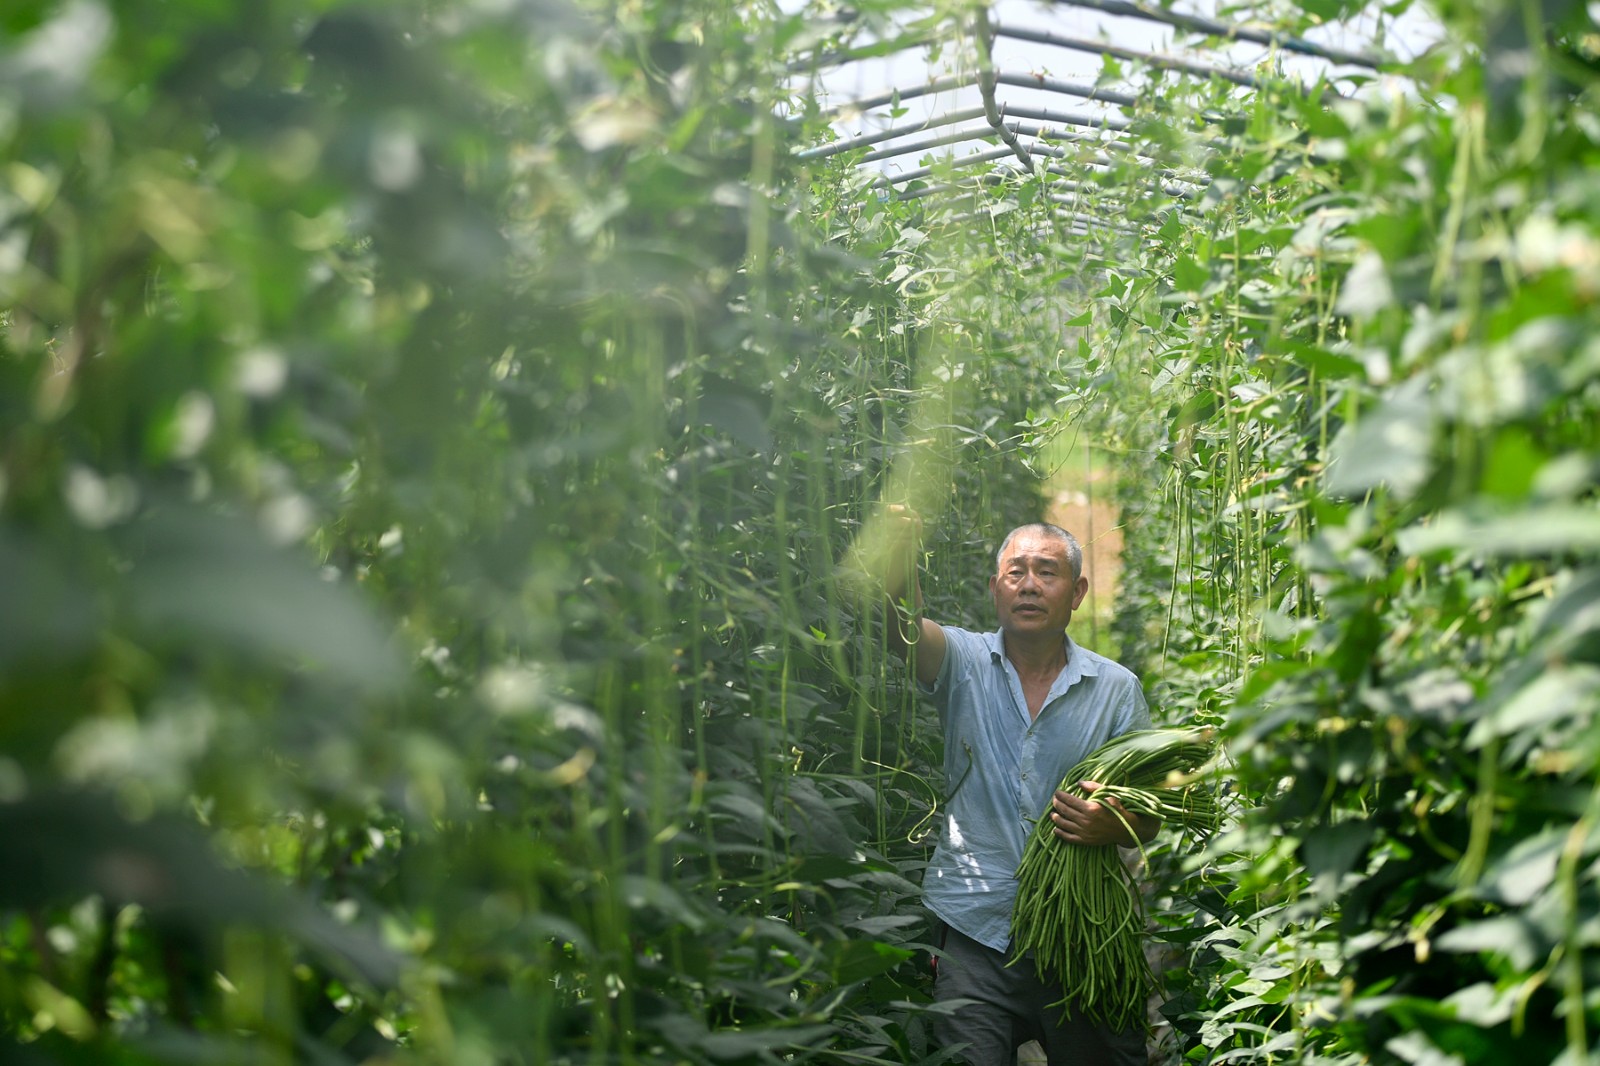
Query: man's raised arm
879 506 946 688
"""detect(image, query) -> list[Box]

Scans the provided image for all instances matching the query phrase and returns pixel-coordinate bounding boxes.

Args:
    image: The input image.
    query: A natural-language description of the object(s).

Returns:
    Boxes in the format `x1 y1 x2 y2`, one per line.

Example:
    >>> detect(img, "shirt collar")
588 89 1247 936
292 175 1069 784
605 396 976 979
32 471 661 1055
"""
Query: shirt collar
985 629 1100 683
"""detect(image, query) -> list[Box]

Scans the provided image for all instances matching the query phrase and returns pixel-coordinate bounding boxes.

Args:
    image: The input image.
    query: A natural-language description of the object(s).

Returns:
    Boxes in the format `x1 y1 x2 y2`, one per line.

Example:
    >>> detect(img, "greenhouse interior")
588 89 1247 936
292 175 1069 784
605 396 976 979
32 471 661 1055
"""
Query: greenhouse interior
3 0 1600 1064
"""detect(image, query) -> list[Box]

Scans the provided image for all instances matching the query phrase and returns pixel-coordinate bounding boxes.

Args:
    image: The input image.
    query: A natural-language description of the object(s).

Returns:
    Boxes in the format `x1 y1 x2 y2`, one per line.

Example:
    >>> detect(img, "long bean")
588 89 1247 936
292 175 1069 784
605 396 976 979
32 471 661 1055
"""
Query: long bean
1010 728 1220 1032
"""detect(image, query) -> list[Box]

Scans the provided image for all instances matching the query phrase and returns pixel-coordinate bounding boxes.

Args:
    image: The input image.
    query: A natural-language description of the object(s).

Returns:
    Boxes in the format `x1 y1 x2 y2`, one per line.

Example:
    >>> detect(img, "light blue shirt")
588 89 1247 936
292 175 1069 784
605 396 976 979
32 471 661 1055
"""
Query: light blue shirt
917 626 1151 951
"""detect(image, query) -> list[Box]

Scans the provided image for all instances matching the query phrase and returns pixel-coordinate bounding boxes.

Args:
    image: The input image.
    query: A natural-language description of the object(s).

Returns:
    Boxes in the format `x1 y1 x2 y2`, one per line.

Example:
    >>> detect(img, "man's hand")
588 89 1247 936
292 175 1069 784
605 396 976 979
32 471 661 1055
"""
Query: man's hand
884 503 923 593
886 502 923 536
1049 781 1157 847
868 504 944 685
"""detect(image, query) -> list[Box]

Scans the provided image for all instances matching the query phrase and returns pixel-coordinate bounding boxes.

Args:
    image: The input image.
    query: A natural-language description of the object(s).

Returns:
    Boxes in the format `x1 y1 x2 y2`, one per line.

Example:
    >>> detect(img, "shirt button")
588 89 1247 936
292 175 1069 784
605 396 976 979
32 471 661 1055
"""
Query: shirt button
1021 772 1028 780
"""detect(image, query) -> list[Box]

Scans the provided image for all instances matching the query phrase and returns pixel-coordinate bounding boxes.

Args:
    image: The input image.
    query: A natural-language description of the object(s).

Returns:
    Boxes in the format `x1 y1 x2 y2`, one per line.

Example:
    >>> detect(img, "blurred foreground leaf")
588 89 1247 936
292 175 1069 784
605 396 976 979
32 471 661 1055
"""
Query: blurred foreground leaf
118 506 404 696
0 791 400 987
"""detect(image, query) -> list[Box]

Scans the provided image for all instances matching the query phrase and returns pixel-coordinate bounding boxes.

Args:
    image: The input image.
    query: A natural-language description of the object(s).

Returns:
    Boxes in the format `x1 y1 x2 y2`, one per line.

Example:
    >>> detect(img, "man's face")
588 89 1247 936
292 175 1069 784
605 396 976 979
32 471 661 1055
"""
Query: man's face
989 531 1088 638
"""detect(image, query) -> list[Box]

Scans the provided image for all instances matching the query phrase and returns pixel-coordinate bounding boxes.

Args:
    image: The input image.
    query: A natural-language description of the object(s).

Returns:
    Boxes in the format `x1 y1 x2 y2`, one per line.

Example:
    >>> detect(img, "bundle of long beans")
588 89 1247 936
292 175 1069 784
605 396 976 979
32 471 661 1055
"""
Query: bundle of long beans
1010 728 1221 1032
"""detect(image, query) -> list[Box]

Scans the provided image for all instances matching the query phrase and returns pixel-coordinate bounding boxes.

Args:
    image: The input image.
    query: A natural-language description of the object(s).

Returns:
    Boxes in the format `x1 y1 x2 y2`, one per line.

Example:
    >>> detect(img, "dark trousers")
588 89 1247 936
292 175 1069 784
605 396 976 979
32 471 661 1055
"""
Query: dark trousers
931 922 1146 1066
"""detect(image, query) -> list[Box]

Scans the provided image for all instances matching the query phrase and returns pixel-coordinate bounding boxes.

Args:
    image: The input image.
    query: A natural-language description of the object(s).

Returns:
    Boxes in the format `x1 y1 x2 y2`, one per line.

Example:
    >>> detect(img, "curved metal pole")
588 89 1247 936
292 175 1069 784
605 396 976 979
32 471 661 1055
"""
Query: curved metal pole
881 150 1201 201
869 133 1207 190
984 103 1131 135
786 29 942 76
880 144 1040 186
794 107 989 160
991 22 1264 91
898 169 1203 230
796 102 1135 162
858 121 1130 164
1051 0 1383 69
814 69 1138 122
993 70 1138 109
974 7 1034 170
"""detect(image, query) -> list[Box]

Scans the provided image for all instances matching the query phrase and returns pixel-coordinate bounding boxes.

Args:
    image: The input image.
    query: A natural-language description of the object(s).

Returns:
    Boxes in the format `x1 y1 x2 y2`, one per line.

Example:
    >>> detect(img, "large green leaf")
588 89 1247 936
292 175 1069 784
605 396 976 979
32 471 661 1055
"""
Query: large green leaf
0 792 399 986
1433 915 1549 971
1400 506 1600 558
1465 664 1600 750
1324 382 1434 499
0 532 98 670
118 506 403 695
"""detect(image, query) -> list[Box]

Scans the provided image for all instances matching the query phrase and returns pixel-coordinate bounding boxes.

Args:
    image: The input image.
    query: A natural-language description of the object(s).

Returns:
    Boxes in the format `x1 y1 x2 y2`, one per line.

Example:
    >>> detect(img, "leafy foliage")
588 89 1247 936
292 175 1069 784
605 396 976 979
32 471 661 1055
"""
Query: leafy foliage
1068 2 1600 1063
6 0 1600 1064
1 1 1055 1063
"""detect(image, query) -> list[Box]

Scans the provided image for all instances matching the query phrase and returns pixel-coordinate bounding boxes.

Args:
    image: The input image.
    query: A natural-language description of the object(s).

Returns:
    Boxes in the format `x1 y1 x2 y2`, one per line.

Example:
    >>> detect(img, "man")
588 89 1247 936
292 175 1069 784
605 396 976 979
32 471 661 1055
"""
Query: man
882 513 1153 1066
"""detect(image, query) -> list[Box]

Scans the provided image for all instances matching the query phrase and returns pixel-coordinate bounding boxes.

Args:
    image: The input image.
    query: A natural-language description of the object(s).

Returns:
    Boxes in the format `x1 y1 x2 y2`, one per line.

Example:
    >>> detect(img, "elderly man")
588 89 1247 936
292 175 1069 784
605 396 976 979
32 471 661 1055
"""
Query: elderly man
883 516 1153 1066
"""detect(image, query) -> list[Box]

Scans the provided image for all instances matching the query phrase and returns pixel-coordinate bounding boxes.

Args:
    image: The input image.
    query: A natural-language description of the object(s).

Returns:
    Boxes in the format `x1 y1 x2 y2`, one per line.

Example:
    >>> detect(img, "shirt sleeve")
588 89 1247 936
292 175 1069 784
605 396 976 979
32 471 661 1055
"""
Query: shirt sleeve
1121 677 1153 733
914 624 979 711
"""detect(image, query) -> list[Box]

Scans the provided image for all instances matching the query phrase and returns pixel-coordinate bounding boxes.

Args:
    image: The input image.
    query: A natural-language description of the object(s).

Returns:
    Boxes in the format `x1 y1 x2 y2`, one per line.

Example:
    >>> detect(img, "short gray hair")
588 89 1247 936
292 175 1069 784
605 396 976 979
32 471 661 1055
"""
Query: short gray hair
995 523 1083 583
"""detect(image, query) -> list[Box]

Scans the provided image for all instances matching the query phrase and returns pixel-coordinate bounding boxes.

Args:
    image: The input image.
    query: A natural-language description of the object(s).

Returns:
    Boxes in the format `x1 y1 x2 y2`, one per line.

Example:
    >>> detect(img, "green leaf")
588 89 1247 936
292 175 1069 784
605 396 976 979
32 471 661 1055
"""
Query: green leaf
1476 828 1565 906
1325 383 1434 498
1283 342 1364 379
620 875 707 931
1398 505 1600 557
1300 819 1372 894
1333 250 1394 318
1172 255 1210 293
1386 1030 1467 1066
698 1024 836 1059
844 913 919 937
0 532 98 670
1433 915 1546 970
1465 664 1600 750
828 938 914 985
1481 428 1547 499
697 377 772 452
0 792 398 985
1441 982 1518 1027
120 506 403 695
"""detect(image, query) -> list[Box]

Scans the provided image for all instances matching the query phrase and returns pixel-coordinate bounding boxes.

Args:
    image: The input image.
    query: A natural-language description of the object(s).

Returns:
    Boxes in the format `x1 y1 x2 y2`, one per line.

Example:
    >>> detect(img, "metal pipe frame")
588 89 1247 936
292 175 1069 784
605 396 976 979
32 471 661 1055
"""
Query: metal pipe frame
788 14 1265 88
991 22 1262 91
795 107 988 160
785 29 943 76
876 138 1206 194
926 203 1110 242
994 22 1352 100
887 155 1200 202
857 122 1200 188
879 145 1049 186
1051 0 1383 69
941 204 1140 235
1001 107 1133 141
913 207 1167 262
880 144 1186 188
796 102 1134 162
1046 195 1184 234
938 206 1115 234
814 69 1137 123
994 70 1138 108
896 167 1038 201
1054 208 1142 234
1013 127 1211 183
857 121 1104 164
927 215 1111 256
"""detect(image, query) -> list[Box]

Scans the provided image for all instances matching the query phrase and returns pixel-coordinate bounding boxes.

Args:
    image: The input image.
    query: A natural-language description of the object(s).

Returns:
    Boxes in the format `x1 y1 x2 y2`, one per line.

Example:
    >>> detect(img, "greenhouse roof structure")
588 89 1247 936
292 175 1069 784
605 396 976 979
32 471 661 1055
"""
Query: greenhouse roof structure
785 0 1438 234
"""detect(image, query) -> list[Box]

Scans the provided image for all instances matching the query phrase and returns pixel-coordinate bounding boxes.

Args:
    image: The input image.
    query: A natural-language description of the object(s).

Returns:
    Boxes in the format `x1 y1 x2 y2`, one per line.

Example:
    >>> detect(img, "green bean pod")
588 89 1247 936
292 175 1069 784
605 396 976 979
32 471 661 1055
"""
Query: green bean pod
1010 728 1221 1032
